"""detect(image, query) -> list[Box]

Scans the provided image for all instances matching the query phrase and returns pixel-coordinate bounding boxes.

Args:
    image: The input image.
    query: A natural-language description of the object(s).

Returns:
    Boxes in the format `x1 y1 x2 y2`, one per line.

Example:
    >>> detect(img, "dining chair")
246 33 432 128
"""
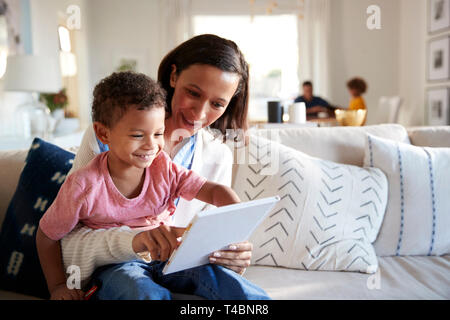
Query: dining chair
378 96 402 123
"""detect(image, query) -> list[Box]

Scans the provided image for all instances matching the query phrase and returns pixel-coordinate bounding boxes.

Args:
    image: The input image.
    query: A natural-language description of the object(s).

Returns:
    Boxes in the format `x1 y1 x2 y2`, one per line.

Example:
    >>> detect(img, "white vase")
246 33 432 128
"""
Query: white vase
52 109 65 123
54 118 80 135
289 102 306 124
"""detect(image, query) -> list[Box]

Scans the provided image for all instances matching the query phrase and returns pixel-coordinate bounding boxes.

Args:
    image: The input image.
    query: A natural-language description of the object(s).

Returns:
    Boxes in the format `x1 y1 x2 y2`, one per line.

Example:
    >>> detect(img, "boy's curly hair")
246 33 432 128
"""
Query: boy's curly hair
347 77 368 95
92 71 166 128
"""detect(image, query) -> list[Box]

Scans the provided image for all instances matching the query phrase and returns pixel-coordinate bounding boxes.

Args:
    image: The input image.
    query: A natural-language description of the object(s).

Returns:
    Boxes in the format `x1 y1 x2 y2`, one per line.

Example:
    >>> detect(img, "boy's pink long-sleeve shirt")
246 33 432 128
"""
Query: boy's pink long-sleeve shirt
39 151 207 241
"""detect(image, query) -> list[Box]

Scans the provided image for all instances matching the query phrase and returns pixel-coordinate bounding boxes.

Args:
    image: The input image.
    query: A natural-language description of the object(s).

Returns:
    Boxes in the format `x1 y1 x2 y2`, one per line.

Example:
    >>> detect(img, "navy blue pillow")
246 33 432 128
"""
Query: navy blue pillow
0 138 75 299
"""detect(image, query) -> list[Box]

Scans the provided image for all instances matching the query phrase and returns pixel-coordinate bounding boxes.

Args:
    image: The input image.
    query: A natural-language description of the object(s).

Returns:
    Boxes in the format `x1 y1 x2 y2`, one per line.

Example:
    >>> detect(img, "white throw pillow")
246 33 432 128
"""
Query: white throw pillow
233 135 388 274
364 134 450 256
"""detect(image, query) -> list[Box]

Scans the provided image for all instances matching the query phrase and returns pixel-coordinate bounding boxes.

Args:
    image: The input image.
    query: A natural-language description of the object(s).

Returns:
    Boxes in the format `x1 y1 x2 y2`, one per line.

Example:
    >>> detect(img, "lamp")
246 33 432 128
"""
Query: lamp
3 55 62 138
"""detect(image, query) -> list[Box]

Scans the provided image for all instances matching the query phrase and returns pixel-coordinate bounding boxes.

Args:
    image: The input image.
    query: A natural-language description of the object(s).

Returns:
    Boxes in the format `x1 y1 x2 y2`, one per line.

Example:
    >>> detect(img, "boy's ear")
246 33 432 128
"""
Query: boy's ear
93 122 110 145
170 64 177 88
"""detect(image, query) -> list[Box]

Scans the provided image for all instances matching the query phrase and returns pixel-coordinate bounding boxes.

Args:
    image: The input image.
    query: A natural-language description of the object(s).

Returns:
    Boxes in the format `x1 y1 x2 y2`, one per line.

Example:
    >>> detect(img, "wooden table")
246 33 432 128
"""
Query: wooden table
308 117 339 127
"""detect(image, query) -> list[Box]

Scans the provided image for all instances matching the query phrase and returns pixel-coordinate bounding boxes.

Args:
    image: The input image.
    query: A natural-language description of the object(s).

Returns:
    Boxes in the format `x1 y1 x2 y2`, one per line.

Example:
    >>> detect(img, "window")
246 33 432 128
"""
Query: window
193 14 299 122
58 26 71 52
57 23 79 118
58 25 77 77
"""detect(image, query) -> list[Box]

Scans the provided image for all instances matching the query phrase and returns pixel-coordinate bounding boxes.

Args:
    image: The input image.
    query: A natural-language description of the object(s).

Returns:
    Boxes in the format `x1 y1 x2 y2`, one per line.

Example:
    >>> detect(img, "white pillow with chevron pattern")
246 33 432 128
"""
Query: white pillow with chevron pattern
232 135 388 274
364 134 450 256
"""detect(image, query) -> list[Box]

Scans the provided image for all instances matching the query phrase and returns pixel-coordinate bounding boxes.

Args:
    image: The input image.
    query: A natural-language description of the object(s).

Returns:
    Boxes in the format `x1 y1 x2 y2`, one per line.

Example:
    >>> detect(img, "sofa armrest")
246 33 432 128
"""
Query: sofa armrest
407 126 450 147
0 149 28 228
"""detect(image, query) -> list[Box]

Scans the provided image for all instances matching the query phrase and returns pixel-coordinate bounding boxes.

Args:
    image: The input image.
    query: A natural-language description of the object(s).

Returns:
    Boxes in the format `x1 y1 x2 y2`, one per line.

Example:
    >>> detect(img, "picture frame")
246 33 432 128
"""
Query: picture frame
429 0 450 34
426 87 450 125
427 36 450 81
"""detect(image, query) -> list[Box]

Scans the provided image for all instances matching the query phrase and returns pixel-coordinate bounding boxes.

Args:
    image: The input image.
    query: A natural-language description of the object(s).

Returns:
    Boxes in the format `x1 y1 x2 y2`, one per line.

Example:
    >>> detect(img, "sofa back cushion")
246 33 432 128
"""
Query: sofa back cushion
250 124 410 167
231 124 410 187
408 126 450 148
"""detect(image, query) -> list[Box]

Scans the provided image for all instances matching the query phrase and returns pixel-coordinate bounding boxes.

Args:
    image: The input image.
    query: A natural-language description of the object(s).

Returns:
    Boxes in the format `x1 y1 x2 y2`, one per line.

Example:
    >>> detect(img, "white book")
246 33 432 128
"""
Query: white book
162 196 280 275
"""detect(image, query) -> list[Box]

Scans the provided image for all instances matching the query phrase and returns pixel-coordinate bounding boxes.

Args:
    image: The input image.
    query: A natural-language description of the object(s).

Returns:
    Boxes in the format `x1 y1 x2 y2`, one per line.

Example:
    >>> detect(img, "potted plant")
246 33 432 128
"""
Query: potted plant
40 88 68 111
39 88 80 135
39 88 69 126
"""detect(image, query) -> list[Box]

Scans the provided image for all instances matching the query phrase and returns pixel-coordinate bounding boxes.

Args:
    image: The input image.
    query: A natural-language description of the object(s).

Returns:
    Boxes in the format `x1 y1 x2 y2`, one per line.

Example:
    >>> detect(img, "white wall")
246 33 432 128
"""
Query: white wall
328 0 401 125
29 0 62 73
328 0 430 127
85 0 160 99
398 0 427 126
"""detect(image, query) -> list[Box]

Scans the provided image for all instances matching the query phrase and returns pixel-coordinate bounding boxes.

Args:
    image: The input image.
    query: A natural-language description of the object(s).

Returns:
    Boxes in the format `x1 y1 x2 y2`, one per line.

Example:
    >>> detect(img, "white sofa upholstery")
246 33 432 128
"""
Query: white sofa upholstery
1 124 449 300
244 255 450 299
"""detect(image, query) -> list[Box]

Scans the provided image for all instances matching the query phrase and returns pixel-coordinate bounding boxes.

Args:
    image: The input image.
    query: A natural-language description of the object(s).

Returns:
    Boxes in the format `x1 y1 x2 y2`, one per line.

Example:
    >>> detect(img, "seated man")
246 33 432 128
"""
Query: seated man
294 81 333 118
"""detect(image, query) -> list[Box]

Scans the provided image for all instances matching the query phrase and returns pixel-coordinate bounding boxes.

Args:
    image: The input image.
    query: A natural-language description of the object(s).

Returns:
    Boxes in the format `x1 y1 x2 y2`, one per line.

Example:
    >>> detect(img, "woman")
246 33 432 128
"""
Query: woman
62 34 264 299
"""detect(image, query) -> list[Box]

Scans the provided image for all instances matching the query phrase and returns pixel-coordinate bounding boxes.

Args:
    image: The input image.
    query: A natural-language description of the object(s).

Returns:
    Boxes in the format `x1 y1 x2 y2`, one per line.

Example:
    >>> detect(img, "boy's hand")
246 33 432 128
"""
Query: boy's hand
132 225 185 262
50 283 85 300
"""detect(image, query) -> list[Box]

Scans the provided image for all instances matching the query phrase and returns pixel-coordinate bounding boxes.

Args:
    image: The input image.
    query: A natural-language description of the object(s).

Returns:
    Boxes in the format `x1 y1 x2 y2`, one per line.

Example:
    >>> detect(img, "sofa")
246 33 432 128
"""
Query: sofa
0 124 449 299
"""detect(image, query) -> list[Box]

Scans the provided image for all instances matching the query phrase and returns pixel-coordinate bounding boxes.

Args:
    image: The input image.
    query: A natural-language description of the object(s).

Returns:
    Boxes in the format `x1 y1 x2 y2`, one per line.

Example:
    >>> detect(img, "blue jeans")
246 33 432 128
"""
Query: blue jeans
88 260 271 300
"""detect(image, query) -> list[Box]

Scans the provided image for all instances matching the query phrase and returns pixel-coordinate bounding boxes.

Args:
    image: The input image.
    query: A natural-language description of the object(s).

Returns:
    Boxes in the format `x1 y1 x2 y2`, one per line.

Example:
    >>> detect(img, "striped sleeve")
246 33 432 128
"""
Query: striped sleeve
61 225 143 285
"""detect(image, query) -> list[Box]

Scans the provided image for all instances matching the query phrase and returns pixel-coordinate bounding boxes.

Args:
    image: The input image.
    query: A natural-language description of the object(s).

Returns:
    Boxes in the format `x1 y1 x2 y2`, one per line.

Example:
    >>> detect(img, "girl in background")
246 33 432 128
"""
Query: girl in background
347 77 368 111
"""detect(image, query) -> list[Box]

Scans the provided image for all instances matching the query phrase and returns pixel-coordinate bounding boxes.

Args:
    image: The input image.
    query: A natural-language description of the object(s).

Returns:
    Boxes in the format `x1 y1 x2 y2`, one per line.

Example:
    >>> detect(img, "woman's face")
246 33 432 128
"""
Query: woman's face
168 64 240 137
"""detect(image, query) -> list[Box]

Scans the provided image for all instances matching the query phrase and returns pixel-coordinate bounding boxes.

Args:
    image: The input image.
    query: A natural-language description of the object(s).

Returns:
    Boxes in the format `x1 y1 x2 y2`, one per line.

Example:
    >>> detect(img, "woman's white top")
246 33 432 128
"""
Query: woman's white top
61 126 233 283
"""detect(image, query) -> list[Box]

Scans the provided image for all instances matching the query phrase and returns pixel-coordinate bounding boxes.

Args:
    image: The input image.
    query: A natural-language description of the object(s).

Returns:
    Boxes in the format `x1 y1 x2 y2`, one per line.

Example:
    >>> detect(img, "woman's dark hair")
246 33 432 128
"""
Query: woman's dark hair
347 77 368 95
158 34 249 140
92 71 166 128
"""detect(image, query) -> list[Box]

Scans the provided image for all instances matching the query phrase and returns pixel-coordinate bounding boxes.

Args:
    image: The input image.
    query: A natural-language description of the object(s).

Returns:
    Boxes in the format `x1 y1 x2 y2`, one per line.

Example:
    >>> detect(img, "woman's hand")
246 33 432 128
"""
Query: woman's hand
209 241 253 275
132 225 186 261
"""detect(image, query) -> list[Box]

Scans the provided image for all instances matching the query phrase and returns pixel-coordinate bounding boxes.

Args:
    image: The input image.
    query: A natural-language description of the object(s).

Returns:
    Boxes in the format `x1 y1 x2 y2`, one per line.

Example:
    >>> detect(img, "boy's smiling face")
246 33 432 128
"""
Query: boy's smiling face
95 106 166 170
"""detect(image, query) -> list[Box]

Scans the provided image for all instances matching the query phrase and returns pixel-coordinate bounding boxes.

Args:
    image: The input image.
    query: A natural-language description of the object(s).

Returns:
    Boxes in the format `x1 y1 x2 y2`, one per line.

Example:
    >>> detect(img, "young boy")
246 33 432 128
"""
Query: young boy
36 72 243 300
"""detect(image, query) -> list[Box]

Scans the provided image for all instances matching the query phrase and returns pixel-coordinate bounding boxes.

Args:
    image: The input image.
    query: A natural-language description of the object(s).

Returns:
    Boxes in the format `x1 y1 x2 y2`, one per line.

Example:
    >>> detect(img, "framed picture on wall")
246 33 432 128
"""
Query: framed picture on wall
428 36 450 81
426 87 450 125
429 0 450 33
